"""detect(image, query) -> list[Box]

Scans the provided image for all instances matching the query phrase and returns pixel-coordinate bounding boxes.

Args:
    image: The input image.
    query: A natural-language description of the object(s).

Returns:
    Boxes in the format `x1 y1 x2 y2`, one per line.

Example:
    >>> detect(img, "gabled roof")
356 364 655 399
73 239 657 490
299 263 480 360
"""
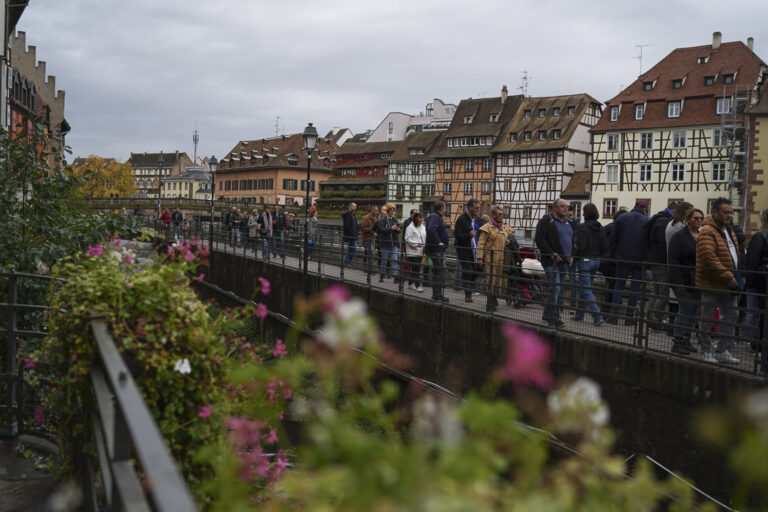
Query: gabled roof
389 131 445 162
560 171 591 198
434 92 524 157
335 140 403 169
747 90 768 115
493 94 600 153
128 151 190 167
218 133 339 174
593 39 767 132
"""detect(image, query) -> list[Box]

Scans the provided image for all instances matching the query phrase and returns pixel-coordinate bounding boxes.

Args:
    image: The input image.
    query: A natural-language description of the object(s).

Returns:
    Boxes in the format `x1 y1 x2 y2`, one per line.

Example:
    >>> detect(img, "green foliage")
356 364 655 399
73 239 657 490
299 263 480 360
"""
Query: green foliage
33 243 268 505
0 120 142 274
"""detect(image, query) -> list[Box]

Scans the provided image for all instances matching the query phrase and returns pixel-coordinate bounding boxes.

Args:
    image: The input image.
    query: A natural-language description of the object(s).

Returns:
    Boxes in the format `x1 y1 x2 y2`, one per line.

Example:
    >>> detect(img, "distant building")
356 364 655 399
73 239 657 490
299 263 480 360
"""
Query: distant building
367 98 457 142
324 127 354 146
386 130 445 217
493 94 602 242
216 133 339 206
128 151 193 198
1 2 27 131
591 32 767 225
335 141 401 178
434 86 523 224
9 30 70 167
160 164 212 201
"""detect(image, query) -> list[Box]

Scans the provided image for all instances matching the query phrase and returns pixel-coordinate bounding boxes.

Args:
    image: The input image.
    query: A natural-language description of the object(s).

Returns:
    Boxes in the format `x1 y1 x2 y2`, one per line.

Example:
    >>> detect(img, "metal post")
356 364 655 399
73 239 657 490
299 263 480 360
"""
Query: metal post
636 261 647 348
2 275 18 436
209 163 216 272
303 156 311 297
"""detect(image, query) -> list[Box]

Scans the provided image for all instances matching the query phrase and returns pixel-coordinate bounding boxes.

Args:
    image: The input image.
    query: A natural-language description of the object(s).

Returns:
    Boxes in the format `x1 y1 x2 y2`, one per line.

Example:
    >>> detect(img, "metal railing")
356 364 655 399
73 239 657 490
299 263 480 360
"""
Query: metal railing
0 273 196 511
165 219 768 377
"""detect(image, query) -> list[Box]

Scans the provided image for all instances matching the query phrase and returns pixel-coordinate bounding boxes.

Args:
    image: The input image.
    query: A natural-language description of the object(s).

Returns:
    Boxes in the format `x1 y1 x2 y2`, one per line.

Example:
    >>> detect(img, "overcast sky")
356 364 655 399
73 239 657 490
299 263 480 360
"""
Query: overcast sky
16 0 768 163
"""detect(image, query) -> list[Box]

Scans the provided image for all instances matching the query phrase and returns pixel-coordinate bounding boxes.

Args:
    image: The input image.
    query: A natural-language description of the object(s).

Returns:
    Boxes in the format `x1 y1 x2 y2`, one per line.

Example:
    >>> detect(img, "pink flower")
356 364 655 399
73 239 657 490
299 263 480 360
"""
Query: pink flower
275 450 288 475
113 237 121 247
501 322 553 390
167 245 174 255
183 250 195 261
255 303 268 320
124 253 133 265
86 245 103 257
267 429 278 444
70 354 77 362
23 356 36 369
197 273 205 282
258 277 271 295
273 339 287 358
33 405 44 426
322 284 351 314
198 405 212 418
125 281 133 288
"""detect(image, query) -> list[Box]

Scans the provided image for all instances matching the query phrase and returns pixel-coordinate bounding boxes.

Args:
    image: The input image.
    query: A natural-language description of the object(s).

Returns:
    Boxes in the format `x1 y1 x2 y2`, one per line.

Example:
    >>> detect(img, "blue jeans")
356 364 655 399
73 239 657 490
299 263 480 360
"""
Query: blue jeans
261 235 271 259
567 261 579 307
611 263 644 317
673 288 700 339
574 259 603 322
542 262 568 323
344 239 357 265
273 231 284 256
379 246 398 275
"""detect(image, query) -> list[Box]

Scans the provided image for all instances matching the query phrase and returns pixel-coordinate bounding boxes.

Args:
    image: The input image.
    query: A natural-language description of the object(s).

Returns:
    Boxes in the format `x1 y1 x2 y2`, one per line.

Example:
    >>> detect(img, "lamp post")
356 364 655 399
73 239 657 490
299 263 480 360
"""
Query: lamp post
208 156 218 267
302 123 318 296
157 155 164 223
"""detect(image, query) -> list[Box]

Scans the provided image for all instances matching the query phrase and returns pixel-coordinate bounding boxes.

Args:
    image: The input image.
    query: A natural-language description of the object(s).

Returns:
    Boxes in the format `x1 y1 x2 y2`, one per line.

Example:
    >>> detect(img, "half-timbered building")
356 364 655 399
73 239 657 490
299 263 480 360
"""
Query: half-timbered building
386 130 444 217
591 33 767 225
492 94 601 241
434 86 523 224
217 134 339 206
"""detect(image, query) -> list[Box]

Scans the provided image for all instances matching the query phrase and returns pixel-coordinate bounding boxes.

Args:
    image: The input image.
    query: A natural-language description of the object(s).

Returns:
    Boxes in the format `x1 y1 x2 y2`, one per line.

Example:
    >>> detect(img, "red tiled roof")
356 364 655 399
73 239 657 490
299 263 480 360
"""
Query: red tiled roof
218 133 339 173
593 40 767 132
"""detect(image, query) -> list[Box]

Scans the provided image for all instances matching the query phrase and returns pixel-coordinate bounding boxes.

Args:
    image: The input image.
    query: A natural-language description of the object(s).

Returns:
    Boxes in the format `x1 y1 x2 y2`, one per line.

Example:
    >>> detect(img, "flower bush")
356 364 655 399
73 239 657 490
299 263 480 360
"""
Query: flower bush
33 238 271 504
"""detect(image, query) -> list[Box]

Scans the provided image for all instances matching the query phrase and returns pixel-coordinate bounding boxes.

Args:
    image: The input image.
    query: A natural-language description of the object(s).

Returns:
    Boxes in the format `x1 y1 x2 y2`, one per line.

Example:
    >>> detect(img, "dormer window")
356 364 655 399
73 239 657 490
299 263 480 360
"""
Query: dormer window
553 107 560 117
610 106 619 121
724 74 734 84
464 116 473 124
510 132 517 143
567 106 575 115
490 113 499 122
635 104 644 120
538 131 547 141
643 81 653 91
263 155 269 165
323 158 330 167
409 148 425 155
553 129 562 140
538 109 546 118
704 76 715 86
287 155 298 166
524 110 531 118
672 79 683 89
524 131 532 141
698 56 708 64
667 101 681 118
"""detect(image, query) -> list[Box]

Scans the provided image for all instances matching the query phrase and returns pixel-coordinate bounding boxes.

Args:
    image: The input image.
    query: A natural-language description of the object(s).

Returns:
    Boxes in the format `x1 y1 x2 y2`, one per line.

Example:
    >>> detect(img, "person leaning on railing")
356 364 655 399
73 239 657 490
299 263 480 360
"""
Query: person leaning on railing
607 200 649 325
360 206 379 272
667 207 703 355
425 201 449 303
248 208 260 251
534 198 574 328
477 205 515 312
695 198 742 364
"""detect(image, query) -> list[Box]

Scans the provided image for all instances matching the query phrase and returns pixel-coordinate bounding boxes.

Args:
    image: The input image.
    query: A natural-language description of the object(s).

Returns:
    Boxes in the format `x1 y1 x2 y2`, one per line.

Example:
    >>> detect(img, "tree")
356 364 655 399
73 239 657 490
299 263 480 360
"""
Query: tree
73 155 136 198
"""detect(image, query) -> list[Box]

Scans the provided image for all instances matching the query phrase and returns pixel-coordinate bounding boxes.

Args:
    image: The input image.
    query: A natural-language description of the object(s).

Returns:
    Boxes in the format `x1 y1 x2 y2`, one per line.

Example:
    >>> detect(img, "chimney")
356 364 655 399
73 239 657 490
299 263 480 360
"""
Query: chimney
501 85 508 104
748 37 754 51
713 31 722 50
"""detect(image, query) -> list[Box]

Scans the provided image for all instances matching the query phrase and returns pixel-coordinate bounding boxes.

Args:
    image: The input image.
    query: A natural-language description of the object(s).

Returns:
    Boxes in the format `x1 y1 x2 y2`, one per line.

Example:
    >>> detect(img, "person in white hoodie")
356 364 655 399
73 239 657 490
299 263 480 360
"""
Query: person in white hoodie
404 212 427 292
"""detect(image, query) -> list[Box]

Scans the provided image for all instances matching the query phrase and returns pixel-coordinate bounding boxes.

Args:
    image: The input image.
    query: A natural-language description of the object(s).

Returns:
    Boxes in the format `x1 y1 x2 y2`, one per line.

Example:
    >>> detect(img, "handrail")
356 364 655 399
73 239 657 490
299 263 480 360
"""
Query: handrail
87 321 196 512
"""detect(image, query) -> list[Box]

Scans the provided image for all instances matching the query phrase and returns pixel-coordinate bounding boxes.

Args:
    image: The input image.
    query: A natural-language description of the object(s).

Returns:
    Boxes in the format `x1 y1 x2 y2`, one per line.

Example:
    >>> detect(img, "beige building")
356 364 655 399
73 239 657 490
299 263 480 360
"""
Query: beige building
128 151 193 198
746 94 768 232
160 164 212 201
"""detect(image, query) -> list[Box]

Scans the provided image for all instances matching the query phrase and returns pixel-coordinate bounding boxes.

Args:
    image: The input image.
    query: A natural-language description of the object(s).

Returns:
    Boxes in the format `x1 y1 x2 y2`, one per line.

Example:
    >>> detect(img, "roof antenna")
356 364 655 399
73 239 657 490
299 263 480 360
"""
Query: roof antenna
518 70 531 98
635 43 654 76
275 116 281 137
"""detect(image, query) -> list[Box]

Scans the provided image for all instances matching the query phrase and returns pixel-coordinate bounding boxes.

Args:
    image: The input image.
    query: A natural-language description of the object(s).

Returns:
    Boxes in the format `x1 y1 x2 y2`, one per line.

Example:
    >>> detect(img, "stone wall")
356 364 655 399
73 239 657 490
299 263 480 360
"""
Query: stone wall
207 250 763 501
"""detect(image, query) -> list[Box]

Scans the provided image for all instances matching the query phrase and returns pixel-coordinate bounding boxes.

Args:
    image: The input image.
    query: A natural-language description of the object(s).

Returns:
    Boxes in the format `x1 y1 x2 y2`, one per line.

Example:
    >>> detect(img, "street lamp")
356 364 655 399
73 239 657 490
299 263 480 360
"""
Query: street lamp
208 156 218 267
302 123 318 295
157 155 164 223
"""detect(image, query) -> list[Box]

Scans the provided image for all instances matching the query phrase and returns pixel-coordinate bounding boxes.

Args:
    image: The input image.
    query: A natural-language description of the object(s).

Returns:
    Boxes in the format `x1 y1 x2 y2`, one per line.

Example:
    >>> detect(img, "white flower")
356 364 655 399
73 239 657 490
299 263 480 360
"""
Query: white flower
318 297 379 349
110 250 123 263
173 358 191 374
35 258 49 275
412 394 463 446
548 377 609 435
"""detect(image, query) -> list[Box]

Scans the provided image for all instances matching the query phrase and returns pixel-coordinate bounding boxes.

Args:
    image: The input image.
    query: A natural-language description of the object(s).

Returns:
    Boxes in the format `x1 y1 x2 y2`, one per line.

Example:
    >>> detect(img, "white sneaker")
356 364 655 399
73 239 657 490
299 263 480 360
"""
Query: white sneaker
702 351 717 363
408 283 416 290
416 286 425 293
715 350 740 364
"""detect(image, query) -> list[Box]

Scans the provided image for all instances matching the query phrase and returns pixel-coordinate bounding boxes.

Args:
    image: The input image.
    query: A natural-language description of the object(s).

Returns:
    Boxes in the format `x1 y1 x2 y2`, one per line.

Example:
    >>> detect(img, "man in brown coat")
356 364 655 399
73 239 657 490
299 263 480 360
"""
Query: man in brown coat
477 206 516 312
695 197 742 364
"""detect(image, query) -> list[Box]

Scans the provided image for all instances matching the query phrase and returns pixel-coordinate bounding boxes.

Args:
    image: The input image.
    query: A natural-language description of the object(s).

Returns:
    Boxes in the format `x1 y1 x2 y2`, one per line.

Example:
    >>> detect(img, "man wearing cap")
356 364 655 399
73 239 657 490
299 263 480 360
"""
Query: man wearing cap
607 200 649 324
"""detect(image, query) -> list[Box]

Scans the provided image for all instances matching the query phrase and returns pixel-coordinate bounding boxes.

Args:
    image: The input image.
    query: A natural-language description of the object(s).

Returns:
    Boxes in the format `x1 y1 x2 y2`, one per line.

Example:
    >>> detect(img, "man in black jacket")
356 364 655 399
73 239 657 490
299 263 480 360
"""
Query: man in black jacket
454 199 480 303
272 204 285 257
646 207 674 331
342 202 358 266
534 198 574 328
425 201 450 302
